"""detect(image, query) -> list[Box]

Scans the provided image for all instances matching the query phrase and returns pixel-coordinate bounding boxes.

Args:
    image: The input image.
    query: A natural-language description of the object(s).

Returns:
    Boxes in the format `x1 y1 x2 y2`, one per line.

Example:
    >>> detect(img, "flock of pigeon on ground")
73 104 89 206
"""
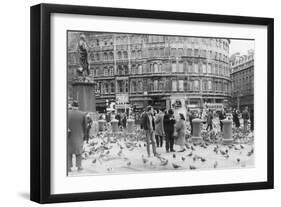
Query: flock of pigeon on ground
70 121 254 175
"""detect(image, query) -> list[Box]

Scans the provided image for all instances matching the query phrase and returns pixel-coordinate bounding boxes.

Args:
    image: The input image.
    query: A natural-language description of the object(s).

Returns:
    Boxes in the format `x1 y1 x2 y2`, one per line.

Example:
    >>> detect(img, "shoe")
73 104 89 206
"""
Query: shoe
178 149 186 152
77 167 84 171
170 149 176 152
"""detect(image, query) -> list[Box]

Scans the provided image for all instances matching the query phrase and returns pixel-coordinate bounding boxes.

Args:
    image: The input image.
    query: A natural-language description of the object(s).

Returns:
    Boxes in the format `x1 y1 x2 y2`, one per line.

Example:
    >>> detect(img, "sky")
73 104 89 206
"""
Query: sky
229 39 255 56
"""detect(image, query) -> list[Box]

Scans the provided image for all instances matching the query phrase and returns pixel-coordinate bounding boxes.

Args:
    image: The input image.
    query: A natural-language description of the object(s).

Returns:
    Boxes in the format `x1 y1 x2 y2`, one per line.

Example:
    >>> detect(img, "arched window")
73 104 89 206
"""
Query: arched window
138 64 142 74
208 80 212 90
104 67 108 76
104 52 108 61
154 63 158 73
137 50 142 59
124 65 129 74
109 52 114 60
159 63 162 73
131 50 136 59
111 82 115 93
117 51 122 59
123 51 128 59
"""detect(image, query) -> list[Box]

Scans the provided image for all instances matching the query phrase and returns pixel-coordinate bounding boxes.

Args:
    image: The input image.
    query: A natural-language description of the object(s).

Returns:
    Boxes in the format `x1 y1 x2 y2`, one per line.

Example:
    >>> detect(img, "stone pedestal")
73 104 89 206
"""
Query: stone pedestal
98 120 106 131
127 119 135 133
111 119 119 133
222 119 233 144
72 82 96 112
192 118 203 142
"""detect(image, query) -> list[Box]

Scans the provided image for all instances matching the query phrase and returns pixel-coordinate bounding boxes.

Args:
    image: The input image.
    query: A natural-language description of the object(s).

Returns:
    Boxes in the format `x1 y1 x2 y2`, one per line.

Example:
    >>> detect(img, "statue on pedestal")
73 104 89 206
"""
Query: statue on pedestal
77 33 90 76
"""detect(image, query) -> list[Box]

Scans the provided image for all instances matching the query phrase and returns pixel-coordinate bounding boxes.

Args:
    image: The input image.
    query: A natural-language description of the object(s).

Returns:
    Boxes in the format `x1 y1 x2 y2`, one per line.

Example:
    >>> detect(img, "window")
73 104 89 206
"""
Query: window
117 51 122 59
109 52 113 60
187 48 192 56
202 80 208 91
202 63 207 73
178 48 184 57
194 49 199 57
123 51 128 59
154 80 158 91
160 48 164 57
194 63 199 73
131 50 136 59
159 63 162 73
111 82 115 93
171 48 177 57
138 64 142 74
137 50 142 59
207 63 211 74
125 80 129 93
208 80 212 90
104 67 108 76
124 65 128 74
152 63 157 73
178 62 183 73
194 80 200 90
172 80 177 91
154 48 158 57
188 62 192 73
131 81 136 92
136 81 142 92
118 81 123 93
179 80 184 91
172 62 177 73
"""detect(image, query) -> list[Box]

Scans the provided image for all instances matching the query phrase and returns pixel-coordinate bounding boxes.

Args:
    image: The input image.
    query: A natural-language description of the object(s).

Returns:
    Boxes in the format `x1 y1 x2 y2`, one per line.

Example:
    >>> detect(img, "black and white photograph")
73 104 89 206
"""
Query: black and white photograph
67 31 255 176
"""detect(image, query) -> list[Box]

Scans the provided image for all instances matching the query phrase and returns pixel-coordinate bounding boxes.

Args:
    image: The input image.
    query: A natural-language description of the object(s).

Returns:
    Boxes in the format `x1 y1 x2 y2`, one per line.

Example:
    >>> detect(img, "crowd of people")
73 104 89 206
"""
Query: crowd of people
67 100 254 172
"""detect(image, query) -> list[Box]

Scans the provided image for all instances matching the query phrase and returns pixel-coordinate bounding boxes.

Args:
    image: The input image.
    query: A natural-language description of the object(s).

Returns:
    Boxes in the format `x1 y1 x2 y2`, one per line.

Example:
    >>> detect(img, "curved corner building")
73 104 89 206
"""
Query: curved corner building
68 32 232 112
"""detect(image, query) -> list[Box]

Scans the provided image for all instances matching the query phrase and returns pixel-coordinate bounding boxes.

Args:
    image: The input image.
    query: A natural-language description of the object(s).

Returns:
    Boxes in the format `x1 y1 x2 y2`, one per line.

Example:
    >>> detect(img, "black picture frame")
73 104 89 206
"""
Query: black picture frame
30 3 274 204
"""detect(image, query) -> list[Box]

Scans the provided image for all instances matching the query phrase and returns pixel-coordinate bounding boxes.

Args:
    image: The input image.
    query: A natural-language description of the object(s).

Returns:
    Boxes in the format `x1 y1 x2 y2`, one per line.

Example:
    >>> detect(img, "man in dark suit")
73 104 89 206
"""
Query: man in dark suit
163 109 176 152
141 106 158 157
67 101 87 172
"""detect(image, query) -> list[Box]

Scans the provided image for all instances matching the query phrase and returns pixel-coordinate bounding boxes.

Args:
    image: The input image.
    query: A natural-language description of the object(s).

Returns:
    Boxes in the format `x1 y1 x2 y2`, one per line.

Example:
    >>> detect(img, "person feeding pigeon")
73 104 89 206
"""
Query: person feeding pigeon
141 106 159 157
67 101 87 172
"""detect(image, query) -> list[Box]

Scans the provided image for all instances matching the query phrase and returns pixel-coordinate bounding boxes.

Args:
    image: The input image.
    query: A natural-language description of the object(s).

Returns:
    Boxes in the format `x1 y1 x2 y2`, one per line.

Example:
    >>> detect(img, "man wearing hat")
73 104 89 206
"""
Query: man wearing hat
67 101 87 172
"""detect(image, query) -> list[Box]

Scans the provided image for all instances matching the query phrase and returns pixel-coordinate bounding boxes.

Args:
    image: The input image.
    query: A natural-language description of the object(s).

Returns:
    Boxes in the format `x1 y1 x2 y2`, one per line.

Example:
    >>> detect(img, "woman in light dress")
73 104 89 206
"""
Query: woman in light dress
174 113 187 152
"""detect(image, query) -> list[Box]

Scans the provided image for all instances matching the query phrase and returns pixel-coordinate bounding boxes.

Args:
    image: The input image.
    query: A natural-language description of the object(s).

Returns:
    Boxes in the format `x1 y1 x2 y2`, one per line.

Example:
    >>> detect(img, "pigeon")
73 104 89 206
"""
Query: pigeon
236 158 240 163
172 163 181 169
187 152 193 157
160 159 168 166
139 144 142 147
214 161 218 168
142 155 148 164
181 156 186 161
173 154 176 158
200 157 206 162
240 144 244 149
117 149 123 157
92 158 97 164
224 154 230 159
189 165 196 170
107 167 113 172
126 161 131 166
247 148 254 156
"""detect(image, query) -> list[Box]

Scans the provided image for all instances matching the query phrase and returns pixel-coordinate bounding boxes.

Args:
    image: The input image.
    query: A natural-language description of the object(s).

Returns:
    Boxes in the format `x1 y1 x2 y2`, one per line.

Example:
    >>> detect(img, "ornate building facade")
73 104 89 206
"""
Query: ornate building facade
68 32 232 112
230 50 254 111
